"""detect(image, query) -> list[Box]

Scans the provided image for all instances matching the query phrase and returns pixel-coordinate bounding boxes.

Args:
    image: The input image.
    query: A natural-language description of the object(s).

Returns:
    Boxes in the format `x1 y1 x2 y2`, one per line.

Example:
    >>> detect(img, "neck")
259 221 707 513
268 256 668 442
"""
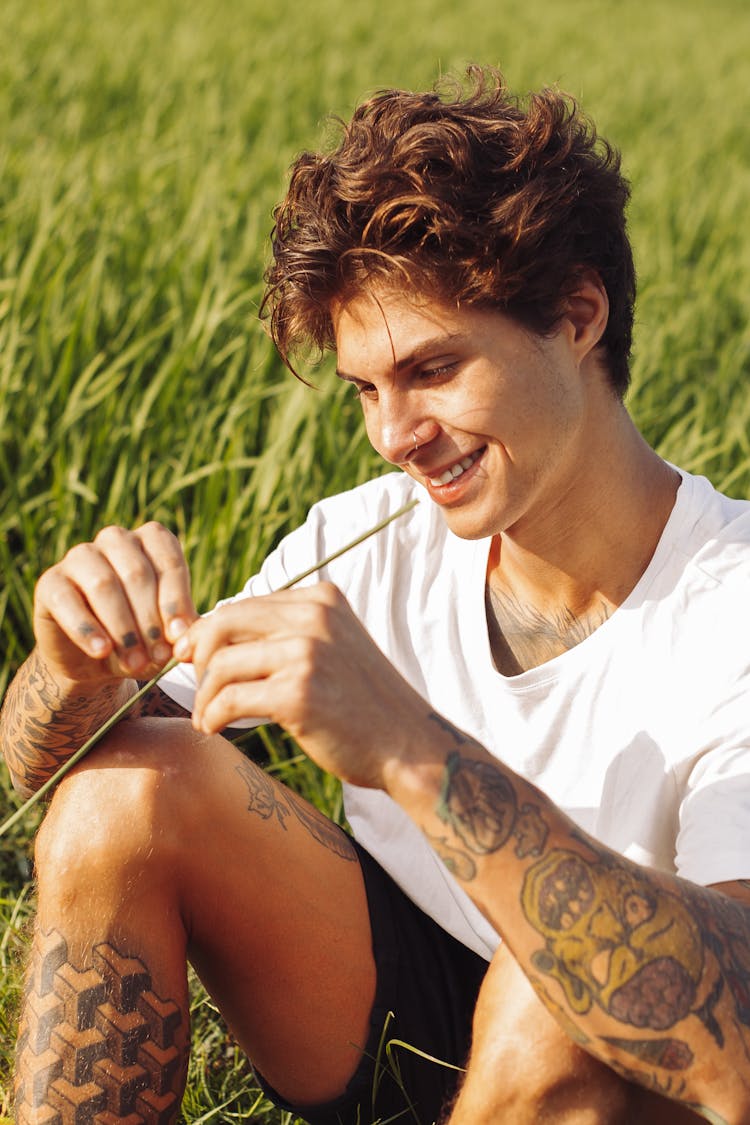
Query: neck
488 413 680 619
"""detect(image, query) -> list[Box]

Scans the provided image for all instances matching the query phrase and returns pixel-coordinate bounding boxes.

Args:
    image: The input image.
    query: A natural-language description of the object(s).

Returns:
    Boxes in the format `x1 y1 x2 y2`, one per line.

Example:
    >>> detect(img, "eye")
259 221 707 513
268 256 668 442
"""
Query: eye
417 360 459 381
351 382 377 401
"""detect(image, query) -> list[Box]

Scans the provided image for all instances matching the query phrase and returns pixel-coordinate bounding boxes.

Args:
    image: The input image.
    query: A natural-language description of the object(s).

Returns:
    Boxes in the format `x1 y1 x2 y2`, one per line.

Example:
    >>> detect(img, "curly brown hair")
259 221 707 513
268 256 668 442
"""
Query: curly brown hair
263 67 635 396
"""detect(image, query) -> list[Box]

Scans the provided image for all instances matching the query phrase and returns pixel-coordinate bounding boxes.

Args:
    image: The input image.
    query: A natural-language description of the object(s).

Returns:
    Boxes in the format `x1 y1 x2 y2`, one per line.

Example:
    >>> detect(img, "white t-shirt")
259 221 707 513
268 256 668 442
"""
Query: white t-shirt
161 467 750 960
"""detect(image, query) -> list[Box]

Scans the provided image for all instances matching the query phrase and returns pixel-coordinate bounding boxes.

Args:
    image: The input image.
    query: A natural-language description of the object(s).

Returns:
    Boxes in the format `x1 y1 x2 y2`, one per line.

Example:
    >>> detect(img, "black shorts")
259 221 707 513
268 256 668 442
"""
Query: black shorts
256 841 490 1125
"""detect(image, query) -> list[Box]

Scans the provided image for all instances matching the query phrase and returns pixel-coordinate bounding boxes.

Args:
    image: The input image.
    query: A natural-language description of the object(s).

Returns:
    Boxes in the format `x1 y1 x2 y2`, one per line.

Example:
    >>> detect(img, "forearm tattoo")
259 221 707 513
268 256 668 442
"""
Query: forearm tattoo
431 713 548 861
0 651 128 795
430 739 750 1107
15 927 184 1124
438 750 548 860
234 758 356 862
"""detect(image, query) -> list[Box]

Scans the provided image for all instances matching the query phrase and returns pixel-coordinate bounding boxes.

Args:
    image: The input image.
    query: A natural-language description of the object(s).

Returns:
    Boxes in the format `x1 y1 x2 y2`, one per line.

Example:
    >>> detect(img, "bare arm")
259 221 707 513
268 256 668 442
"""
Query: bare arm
0 650 134 797
0 653 192 797
174 584 750 1124
386 718 750 1124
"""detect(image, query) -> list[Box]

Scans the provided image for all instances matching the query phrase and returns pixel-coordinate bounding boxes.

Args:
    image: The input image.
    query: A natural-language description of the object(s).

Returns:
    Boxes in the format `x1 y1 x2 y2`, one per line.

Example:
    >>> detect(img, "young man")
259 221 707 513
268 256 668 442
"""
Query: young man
3 69 750 1125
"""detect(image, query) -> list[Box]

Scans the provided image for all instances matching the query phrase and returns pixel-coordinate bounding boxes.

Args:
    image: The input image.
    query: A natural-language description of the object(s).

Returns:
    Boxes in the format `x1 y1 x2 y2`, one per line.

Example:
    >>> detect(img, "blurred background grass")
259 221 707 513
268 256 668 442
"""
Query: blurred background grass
1 0 749 1118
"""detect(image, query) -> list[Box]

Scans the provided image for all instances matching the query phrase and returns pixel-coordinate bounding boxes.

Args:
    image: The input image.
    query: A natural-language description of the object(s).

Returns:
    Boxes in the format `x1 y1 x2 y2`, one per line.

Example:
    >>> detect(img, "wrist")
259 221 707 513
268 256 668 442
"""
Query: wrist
27 650 135 722
380 709 469 809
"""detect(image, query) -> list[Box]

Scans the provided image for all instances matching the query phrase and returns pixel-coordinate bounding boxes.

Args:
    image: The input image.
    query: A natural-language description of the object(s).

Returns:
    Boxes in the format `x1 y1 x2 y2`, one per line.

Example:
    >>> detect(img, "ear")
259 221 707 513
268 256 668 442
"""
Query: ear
562 271 609 366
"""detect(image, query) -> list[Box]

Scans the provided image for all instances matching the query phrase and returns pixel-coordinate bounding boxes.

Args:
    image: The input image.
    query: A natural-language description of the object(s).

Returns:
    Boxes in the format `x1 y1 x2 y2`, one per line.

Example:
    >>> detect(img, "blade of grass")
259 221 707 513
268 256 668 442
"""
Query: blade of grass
0 496 419 838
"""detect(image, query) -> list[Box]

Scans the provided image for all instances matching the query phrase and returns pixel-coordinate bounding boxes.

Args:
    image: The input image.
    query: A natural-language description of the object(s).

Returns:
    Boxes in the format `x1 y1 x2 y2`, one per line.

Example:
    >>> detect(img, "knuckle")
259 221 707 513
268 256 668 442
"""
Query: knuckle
223 682 242 709
159 554 189 579
314 581 343 606
94 524 129 547
64 541 97 565
88 570 119 599
302 602 326 631
35 571 68 613
120 560 151 588
201 649 224 682
140 522 184 561
301 597 338 639
34 567 57 598
213 682 241 721
194 614 220 645
294 636 320 676
139 520 169 537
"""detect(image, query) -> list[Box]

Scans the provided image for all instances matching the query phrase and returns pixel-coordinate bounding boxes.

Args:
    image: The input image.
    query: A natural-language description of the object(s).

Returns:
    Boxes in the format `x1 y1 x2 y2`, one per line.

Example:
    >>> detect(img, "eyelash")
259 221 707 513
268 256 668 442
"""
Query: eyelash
349 362 458 399
420 362 456 379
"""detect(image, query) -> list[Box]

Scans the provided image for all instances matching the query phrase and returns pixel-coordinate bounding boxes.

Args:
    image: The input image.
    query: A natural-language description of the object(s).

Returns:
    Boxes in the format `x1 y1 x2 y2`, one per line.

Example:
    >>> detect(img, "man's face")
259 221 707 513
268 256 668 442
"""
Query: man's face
333 286 595 541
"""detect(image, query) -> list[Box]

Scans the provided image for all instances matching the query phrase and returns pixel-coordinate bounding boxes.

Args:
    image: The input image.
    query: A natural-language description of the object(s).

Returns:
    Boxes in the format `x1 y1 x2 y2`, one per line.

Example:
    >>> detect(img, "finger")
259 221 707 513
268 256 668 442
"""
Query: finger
91 527 167 671
197 680 276 735
194 645 282 735
177 585 343 674
134 522 198 643
34 566 115 663
52 540 157 673
192 639 274 728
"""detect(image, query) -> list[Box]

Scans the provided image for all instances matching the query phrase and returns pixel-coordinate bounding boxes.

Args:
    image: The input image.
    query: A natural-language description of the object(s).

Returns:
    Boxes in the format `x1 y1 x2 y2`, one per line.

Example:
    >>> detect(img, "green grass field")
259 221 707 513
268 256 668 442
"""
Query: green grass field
1 0 749 1119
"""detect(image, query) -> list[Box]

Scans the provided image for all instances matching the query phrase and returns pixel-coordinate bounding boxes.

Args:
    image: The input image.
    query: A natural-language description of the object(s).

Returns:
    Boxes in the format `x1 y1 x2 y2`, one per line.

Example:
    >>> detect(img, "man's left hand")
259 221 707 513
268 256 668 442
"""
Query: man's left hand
174 582 431 789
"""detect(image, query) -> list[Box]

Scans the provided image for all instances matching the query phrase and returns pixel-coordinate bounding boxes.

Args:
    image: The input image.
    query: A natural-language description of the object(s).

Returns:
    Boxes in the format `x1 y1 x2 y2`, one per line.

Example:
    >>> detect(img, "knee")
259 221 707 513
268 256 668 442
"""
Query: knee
35 717 197 892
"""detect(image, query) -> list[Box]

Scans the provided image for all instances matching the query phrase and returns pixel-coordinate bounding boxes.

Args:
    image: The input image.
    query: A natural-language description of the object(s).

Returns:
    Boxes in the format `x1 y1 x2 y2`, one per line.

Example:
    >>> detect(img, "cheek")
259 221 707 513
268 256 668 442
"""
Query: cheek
362 409 384 454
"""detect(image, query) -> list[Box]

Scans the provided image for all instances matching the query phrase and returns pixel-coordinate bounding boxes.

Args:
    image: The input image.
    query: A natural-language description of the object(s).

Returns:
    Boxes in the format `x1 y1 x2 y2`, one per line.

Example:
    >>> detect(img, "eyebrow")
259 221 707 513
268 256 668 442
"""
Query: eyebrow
335 332 469 381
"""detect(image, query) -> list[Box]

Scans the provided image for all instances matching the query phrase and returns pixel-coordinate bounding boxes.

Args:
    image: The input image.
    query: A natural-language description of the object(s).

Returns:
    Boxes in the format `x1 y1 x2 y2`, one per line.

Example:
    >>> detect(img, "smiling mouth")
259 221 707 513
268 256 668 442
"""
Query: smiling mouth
427 448 484 487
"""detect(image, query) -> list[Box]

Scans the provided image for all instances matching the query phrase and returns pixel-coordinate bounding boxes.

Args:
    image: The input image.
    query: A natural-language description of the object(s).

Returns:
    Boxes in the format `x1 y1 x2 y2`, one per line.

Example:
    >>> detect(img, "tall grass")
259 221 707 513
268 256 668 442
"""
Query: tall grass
1 0 749 1119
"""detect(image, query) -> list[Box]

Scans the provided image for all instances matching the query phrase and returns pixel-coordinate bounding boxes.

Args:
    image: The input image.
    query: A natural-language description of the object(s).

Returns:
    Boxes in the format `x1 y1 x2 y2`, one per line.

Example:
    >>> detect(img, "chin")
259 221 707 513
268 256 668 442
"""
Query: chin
440 507 502 541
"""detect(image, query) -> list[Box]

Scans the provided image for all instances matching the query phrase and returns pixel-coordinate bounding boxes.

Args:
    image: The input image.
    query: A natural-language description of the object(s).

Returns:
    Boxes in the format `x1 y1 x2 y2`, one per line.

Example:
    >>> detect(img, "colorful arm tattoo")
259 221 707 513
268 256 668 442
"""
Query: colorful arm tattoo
422 719 750 1119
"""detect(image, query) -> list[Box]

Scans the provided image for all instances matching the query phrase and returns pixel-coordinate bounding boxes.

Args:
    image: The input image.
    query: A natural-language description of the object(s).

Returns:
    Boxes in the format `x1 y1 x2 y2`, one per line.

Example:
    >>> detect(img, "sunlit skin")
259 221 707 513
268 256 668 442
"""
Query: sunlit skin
333 281 680 618
333 283 601 542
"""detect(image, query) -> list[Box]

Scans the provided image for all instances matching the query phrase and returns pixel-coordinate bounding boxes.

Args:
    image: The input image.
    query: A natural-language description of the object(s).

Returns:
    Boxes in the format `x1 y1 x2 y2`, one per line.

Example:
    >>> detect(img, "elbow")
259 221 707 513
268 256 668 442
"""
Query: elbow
5 763 35 801
1 746 35 801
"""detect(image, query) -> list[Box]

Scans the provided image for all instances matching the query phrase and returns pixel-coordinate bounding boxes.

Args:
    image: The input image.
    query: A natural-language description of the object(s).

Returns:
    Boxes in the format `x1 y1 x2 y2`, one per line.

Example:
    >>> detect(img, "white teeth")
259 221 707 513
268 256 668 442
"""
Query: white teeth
429 449 481 487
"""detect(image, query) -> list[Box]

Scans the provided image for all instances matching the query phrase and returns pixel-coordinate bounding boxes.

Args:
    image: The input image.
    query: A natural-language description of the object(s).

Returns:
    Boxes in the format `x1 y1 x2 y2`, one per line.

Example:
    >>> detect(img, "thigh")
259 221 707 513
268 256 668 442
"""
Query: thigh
163 727 376 1106
260 844 489 1125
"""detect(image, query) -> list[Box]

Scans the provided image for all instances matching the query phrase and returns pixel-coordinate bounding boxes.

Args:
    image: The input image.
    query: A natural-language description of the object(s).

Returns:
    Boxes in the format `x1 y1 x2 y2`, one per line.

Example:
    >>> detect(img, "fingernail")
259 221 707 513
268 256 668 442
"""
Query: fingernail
173 635 190 660
125 650 147 672
89 637 109 656
153 642 172 664
167 617 189 641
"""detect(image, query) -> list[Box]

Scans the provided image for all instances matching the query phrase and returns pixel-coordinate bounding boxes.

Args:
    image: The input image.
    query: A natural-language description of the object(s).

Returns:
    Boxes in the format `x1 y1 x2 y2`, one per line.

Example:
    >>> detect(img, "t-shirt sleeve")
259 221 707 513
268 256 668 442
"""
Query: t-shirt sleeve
676 682 750 886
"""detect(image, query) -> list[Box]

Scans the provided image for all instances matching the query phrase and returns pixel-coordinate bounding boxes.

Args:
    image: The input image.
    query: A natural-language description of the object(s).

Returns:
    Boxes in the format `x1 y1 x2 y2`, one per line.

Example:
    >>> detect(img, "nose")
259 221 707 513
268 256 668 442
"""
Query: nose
371 405 439 465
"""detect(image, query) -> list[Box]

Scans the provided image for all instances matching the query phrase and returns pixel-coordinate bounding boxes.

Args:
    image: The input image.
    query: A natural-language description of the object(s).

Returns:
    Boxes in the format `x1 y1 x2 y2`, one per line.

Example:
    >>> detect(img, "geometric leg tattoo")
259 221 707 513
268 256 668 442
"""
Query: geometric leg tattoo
14 928 184 1125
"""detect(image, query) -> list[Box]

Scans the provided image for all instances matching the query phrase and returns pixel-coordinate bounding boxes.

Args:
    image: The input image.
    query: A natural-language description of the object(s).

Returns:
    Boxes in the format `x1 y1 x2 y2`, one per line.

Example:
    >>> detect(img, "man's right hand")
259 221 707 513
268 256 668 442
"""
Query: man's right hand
33 522 199 684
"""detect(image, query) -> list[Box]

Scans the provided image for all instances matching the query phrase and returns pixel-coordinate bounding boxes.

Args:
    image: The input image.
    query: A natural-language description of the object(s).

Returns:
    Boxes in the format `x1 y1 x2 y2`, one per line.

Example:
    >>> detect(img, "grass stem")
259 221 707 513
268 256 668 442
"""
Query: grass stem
0 497 418 838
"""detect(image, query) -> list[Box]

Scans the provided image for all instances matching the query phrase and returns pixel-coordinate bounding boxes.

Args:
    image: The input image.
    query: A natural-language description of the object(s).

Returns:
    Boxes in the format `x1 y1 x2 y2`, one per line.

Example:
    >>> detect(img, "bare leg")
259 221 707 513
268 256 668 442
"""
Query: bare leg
445 945 703 1125
14 718 375 1123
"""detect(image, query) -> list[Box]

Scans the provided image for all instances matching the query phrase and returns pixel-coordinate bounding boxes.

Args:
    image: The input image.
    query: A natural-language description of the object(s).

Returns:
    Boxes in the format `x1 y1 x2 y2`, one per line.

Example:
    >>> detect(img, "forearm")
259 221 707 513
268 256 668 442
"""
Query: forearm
387 716 750 1123
0 648 135 796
